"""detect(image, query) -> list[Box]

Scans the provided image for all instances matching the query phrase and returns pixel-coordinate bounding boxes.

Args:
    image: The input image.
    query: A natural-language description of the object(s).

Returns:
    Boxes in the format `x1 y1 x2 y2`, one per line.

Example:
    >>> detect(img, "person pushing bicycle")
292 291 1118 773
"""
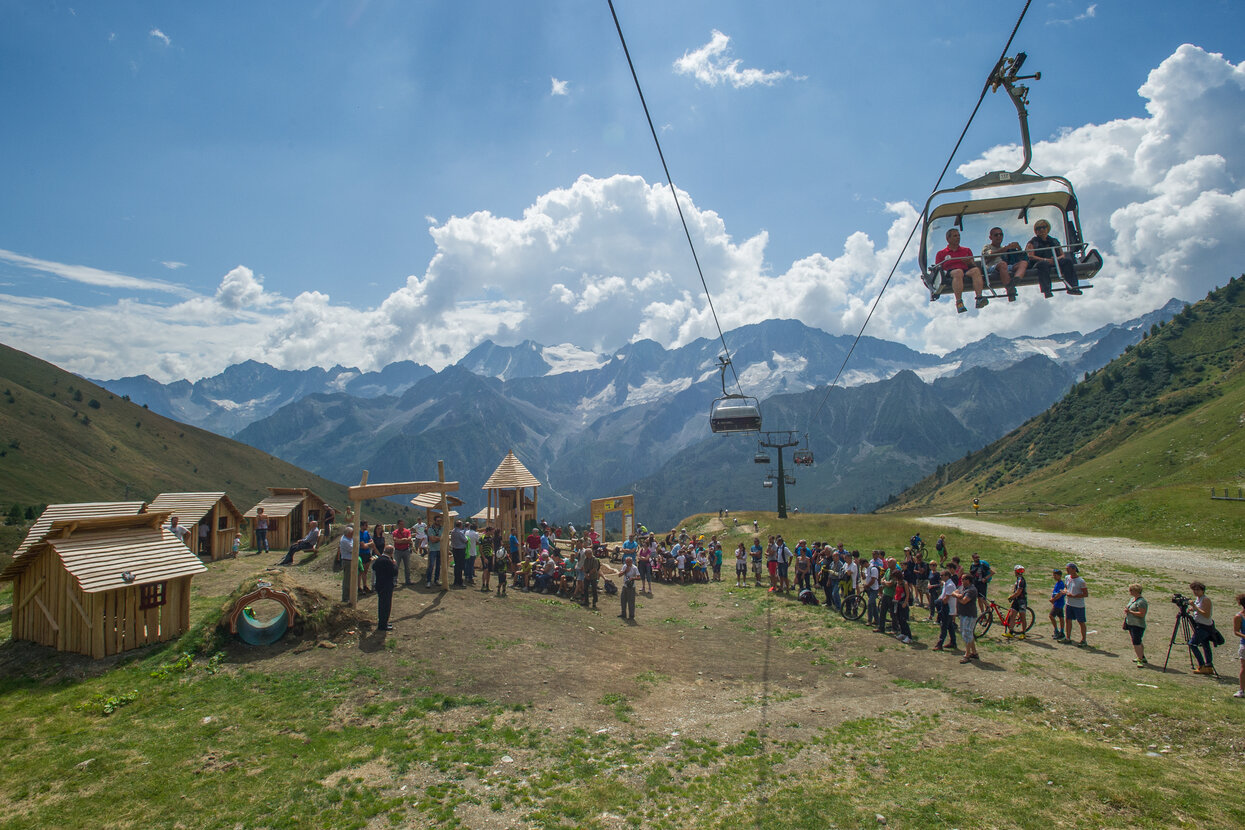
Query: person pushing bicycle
1003 565 1028 640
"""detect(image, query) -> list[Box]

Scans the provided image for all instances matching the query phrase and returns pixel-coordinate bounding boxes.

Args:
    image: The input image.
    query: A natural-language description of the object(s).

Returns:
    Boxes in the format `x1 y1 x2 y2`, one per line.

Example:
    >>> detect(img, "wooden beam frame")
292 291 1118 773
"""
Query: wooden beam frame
348 480 459 501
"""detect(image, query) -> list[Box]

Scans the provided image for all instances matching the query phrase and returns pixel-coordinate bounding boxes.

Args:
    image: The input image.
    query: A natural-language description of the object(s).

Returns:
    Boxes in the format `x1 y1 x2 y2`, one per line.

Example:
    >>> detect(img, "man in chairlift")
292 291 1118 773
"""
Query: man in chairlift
935 228 987 313
981 227 1026 303
1026 219 1081 299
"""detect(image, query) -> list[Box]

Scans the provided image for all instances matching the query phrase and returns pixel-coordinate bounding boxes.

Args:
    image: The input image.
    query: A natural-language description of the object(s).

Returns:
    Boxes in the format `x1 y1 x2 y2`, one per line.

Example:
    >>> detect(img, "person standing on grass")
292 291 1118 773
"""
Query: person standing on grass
712 542 724 582
1061 563 1089 646
954 577 980 663
425 517 443 588
320 506 334 549
619 556 639 621
479 526 494 593
934 533 948 565
413 519 428 559
735 542 748 588
465 523 480 585
1232 594 1244 698
861 554 881 626
1188 582 1217 675
750 537 764 587
391 520 413 585
1049 569 1067 640
372 546 398 631
582 545 600 609
450 521 468 588
1123 583 1149 666
969 553 993 615
254 507 270 555
775 537 793 593
338 525 355 603
934 569 958 652
892 570 913 644
795 541 812 592
765 536 779 591
876 559 896 634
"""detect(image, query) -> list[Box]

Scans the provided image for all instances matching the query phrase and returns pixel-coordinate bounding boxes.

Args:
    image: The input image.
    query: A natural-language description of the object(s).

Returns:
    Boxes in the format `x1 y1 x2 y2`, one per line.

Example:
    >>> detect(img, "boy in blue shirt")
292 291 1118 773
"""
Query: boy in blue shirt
1049 568 1066 641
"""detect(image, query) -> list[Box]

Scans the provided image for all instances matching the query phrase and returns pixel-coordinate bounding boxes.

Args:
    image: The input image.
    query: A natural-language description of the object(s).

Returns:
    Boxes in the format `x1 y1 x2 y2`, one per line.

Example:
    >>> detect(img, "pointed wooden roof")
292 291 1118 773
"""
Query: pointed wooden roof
410 492 464 509
482 451 541 489
148 492 242 525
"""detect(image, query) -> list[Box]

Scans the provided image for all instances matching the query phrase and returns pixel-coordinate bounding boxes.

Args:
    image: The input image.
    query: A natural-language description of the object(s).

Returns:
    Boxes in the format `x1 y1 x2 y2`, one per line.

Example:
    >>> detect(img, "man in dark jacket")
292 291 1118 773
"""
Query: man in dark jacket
373 545 398 631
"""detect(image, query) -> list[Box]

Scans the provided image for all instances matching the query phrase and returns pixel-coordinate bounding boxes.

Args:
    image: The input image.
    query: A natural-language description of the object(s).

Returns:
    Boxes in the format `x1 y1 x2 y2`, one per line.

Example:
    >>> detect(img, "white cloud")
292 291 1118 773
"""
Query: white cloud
161 260 187 270
3 45 1242 385
0 248 192 296
214 265 266 310
1048 3 1098 25
149 28 170 46
550 77 568 96
674 30 797 89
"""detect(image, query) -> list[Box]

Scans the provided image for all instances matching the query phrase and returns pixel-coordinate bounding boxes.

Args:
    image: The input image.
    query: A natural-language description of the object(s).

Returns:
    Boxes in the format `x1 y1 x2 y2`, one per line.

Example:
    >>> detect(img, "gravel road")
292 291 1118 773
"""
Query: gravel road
917 514 1245 585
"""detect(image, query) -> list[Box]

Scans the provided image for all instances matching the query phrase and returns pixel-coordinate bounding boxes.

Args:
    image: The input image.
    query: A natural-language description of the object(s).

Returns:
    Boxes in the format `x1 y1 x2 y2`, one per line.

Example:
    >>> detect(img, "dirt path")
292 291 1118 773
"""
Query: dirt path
918 514 1245 583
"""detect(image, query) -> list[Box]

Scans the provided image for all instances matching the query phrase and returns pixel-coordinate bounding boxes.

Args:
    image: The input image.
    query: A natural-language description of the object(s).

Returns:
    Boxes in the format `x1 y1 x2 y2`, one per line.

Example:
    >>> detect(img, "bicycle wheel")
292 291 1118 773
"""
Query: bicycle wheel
841 594 865 621
1021 606 1036 632
975 610 993 638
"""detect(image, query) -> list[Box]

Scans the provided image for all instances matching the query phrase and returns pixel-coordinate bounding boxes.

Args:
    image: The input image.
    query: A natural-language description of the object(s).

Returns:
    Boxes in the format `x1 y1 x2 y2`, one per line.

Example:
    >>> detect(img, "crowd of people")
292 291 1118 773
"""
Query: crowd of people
280 518 1245 697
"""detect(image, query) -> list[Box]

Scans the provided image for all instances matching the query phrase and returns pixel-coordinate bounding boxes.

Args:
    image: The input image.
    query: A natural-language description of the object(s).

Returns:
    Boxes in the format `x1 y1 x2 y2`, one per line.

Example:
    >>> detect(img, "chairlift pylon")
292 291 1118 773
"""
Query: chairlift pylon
919 53 1103 304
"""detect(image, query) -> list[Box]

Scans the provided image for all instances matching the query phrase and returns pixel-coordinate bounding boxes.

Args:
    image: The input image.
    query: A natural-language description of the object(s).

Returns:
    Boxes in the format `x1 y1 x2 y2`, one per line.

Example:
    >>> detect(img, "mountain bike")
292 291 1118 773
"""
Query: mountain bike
975 600 1035 638
841 590 866 621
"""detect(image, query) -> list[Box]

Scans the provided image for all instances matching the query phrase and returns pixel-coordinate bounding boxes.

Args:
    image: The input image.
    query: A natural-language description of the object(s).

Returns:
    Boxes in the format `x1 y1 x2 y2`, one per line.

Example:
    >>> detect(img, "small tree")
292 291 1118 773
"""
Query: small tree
5 504 21 526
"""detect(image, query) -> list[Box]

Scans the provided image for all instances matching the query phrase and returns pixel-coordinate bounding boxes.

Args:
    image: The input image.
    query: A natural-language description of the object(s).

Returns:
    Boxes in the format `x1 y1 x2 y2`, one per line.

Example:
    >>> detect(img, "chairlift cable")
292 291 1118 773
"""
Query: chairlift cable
804 0 1033 433
606 0 744 394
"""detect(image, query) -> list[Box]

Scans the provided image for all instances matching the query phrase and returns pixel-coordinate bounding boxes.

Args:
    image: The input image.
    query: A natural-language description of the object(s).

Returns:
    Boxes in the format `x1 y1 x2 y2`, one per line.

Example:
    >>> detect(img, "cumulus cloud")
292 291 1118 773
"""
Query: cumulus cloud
674 30 797 89
2 45 1242 383
550 77 568 96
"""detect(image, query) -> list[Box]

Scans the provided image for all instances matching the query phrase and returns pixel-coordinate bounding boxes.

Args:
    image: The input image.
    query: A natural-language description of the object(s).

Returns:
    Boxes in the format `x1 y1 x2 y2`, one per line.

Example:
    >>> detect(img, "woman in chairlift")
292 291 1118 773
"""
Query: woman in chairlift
1026 219 1081 298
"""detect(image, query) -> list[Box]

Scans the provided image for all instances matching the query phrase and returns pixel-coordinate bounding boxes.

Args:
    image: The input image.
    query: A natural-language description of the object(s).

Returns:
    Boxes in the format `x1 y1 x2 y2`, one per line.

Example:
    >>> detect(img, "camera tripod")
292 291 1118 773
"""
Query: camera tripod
1162 607 1219 676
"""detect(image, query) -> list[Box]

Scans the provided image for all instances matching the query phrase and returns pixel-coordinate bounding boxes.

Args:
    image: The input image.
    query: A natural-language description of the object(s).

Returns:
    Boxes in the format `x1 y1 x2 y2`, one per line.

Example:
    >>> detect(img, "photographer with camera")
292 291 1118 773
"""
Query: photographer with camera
1187 582 1217 675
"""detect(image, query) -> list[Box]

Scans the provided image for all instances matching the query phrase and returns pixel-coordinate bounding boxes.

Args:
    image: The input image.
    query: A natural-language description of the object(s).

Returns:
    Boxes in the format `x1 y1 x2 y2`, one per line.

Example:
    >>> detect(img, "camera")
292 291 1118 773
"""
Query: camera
1171 593 1190 610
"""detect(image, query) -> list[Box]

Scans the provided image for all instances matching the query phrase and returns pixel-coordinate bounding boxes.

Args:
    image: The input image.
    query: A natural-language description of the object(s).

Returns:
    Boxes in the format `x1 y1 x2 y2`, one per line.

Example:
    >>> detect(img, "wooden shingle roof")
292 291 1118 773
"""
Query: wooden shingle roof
31 516 206 592
12 502 146 561
148 492 242 525
482 451 541 489
243 495 307 519
410 492 464 509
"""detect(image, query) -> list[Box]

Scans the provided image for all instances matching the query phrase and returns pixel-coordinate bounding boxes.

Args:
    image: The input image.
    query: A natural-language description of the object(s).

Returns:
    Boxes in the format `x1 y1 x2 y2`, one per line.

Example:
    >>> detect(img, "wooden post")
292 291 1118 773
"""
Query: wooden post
350 471 367 608
439 461 450 591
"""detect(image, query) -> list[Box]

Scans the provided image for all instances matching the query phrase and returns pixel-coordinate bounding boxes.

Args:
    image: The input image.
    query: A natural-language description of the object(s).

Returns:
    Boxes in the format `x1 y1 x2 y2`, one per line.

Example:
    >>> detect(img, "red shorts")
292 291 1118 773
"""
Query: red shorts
767 561 778 577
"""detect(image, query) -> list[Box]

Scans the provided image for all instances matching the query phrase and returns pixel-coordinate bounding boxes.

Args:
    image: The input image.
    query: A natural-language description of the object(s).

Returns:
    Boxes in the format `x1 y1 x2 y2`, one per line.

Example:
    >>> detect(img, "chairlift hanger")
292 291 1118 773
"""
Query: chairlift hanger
792 433 814 466
918 52 1103 303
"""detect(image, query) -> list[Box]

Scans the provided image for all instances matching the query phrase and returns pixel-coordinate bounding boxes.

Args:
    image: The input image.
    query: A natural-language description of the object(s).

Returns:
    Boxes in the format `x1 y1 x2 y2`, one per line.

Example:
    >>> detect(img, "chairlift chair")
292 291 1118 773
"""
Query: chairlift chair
784 475 796 485
919 53 1103 303
754 446 771 465
709 356 761 434
762 478 775 489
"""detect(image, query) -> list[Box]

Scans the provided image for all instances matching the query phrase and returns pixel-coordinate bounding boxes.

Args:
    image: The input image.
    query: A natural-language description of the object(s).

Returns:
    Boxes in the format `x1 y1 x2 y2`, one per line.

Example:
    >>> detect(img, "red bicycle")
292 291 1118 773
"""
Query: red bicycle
975 600 1035 638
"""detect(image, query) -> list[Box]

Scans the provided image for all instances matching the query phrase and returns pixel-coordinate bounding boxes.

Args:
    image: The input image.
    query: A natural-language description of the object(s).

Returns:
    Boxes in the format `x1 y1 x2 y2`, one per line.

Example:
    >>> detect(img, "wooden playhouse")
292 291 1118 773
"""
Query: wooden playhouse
147 492 244 560
243 487 334 550
481 450 541 540
1 511 207 657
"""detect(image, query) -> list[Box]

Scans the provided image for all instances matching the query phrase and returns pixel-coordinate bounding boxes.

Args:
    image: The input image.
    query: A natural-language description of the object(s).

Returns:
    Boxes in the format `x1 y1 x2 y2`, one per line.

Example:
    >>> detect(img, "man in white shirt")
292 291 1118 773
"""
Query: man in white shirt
338 526 355 602
278 521 319 565
862 554 881 626
168 516 191 547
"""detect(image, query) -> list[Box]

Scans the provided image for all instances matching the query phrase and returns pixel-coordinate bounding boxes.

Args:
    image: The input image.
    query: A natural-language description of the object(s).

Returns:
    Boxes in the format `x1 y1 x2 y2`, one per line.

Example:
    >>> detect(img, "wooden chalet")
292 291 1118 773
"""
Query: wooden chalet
243 487 333 550
1 512 207 658
147 492 244 560
481 451 541 540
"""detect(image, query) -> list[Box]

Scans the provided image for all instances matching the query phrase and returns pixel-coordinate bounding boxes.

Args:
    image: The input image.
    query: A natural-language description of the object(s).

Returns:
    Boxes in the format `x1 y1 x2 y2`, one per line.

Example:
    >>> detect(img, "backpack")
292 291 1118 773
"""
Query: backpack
603 578 618 595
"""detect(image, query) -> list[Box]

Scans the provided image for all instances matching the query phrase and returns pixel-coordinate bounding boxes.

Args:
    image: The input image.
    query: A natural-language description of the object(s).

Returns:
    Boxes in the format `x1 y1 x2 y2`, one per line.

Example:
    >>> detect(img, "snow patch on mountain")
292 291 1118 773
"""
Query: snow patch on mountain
623 375 694 407
541 343 607 375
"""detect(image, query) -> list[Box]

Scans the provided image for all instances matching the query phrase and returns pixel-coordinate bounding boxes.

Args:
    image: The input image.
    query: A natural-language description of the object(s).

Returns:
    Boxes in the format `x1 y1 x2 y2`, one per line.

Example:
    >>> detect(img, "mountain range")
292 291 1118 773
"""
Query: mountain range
95 300 1185 530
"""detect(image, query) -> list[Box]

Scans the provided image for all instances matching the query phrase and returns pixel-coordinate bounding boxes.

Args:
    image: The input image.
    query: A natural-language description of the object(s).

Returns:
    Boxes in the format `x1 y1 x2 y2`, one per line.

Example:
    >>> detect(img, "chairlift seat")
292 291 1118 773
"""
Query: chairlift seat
792 450 813 466
709 396 762 434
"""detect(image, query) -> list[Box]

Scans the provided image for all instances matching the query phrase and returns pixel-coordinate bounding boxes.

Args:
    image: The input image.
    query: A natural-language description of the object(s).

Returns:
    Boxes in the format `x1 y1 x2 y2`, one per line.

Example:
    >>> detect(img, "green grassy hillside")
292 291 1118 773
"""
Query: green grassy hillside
886 276 1245 548
0 343 416 556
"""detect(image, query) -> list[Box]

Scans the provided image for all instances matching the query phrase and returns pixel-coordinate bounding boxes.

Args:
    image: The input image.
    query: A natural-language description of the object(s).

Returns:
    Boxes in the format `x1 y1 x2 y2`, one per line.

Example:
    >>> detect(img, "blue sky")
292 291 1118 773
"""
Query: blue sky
2 1 1243 381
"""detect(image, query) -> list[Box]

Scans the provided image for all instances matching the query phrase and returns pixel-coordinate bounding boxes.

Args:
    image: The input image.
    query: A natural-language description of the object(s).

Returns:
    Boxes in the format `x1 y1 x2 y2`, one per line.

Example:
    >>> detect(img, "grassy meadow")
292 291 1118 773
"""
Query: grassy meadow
1 511 1242 829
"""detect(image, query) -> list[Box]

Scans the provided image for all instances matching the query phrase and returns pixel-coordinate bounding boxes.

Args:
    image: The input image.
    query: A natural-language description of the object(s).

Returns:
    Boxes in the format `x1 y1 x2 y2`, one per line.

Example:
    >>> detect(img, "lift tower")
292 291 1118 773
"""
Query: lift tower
758 430 800 519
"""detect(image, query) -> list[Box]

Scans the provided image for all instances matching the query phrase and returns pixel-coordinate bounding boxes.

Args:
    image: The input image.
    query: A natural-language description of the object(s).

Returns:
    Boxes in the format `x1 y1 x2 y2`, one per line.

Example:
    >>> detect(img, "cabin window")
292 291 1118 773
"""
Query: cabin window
139 582 167 610
217 514 229 531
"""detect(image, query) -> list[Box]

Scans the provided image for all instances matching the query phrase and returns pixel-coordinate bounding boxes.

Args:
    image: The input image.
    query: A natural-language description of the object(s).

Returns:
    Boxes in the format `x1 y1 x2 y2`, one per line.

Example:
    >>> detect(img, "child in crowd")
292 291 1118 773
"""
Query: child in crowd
493 545 508 596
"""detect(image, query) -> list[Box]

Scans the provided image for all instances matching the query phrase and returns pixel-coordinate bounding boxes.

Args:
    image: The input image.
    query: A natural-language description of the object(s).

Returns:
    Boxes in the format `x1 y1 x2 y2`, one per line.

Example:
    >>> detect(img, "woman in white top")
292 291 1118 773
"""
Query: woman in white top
1188 582 1216 674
